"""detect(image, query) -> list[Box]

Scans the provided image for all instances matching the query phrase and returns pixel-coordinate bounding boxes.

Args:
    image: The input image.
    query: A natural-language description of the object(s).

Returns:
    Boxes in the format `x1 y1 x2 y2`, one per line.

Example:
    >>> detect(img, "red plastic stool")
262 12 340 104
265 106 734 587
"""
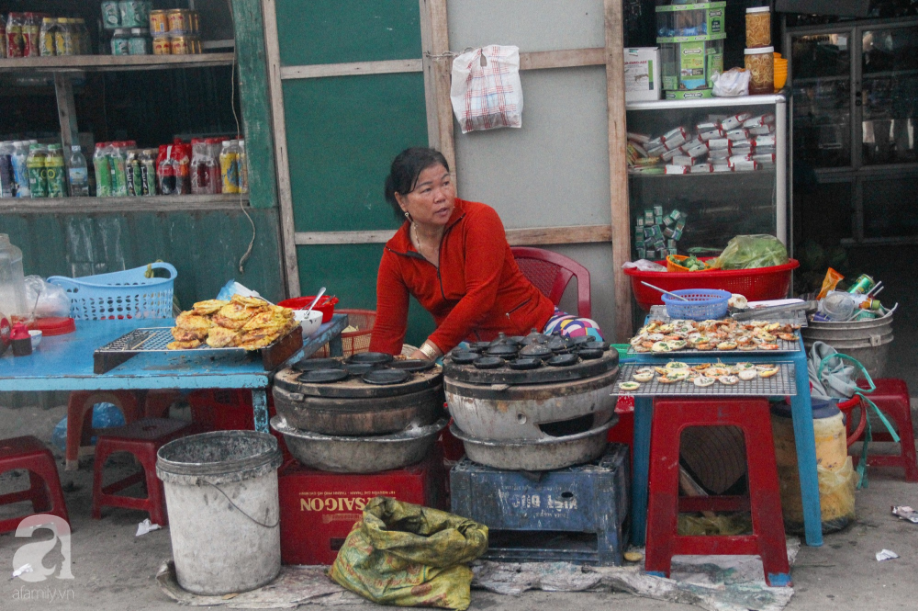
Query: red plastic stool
848 379 918 482
66 391 145 471
645 398 791 587
91 418 197 526
143 390 185 419
0 436 70 533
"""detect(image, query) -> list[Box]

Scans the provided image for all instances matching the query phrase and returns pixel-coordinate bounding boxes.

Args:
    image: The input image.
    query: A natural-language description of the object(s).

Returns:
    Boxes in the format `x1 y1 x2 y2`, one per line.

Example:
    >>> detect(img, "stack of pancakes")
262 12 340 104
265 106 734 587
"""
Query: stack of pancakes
168 295 298 351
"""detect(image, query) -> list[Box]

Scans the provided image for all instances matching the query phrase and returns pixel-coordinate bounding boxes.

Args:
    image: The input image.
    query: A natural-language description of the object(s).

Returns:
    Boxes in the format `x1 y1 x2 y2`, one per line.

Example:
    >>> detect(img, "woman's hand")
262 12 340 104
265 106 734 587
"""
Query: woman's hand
412 340 443 361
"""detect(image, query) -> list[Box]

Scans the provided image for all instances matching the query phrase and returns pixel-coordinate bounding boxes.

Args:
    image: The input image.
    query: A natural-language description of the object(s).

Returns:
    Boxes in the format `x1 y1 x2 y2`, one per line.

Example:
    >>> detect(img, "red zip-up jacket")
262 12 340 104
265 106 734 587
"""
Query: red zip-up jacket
369 198 555 355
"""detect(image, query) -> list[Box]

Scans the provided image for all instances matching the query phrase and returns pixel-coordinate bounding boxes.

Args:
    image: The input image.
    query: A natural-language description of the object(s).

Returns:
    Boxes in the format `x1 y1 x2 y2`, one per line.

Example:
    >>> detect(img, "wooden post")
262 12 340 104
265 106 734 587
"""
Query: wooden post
604 0 633 342
54 73 78 151
260 0 300 297
422 0 456 176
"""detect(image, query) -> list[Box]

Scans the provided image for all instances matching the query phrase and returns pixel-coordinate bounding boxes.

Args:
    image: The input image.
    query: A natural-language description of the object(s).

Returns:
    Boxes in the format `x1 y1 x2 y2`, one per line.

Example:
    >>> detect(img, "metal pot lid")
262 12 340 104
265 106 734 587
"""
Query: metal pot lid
522 328 550 345
474 356 505 369
548 336 570 352
519 343 552 359
579 340 610 351
390 359 436 373
444 348 618 385
275 359 443 398
468 341 491 353
547 353 580 367
293 357 342 372
568 336 592 347
347 352 394 365
576 348 605 360
344 362 377 376
450 350 480 364
486 344 519 357
488 333 519 349
363 368 410 385
508 357 542 371
298 368 349 384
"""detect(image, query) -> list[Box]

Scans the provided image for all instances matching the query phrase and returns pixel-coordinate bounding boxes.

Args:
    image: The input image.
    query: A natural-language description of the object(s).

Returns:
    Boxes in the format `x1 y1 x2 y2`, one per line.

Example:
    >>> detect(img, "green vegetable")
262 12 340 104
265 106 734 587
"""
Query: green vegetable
711 235 789 270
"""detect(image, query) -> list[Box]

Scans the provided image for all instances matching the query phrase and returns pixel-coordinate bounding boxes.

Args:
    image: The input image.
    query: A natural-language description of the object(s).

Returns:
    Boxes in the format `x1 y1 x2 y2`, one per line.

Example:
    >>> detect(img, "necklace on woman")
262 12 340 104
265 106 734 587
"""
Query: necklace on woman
413 223 441 264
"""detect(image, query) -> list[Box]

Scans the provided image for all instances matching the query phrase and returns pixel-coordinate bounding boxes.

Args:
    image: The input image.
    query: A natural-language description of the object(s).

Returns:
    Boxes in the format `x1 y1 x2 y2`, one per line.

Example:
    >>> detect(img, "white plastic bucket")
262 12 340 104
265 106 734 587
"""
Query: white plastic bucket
156 431 283 595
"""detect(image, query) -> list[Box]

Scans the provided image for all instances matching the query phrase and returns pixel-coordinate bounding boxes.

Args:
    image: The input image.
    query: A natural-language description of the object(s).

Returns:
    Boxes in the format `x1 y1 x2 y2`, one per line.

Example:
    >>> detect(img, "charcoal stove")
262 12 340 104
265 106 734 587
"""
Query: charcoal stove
443 332 620 470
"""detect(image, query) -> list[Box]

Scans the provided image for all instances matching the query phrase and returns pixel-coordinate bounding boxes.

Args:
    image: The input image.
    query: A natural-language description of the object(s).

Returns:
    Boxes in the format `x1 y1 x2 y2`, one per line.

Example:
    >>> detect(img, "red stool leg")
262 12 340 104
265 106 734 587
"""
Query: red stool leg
644 401 683 578
66 391 146 471
27 470 51 513
91 437 114 520
0 449 70 532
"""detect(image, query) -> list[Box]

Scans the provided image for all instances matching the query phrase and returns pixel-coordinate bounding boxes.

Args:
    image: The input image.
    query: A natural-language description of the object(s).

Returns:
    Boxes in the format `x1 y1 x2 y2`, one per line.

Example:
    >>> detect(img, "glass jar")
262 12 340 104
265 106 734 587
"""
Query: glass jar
745 7 771 48
744 46 774 95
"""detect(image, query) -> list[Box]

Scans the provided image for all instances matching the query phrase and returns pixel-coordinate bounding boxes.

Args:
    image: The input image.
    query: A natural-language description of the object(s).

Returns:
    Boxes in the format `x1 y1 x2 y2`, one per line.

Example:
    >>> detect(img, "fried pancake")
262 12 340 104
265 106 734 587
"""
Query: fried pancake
175 311 213 331
171 326 208 341
231 294 269 308
212 313 248 330
206 326 239 348
218 302 261 321
241 310 288 332
167 339 202 350
193 299 229 316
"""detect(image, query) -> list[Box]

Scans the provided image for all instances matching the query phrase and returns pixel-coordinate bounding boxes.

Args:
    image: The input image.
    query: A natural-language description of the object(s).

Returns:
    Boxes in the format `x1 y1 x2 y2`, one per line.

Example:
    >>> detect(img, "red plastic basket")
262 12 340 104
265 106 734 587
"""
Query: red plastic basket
624 258 800 313
312 309 376 357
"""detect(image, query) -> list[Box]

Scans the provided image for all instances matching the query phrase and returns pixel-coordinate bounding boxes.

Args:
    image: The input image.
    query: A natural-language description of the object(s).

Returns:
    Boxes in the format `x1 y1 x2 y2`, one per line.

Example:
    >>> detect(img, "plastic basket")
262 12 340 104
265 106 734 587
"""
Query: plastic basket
662 289 731 320
624 258 799 312
313 309 377 358
47 262 177 320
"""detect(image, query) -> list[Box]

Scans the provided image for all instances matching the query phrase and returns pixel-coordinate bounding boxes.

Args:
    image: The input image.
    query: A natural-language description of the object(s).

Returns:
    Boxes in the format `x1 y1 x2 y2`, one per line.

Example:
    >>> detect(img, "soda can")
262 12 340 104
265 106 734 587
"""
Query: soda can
149 10 169 35
847 274 875 295
190 11 201 34
152 35 171 55
170 35 190 55
854 310 878 321
102 1 121 29
167 9 189 35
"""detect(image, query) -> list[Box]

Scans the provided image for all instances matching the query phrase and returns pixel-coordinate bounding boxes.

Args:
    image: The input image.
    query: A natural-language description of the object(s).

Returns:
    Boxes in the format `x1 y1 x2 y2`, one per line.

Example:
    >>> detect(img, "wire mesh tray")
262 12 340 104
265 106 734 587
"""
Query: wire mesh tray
612 363 797 397
626 336 799 356
93 326 303 374
648 305 808 327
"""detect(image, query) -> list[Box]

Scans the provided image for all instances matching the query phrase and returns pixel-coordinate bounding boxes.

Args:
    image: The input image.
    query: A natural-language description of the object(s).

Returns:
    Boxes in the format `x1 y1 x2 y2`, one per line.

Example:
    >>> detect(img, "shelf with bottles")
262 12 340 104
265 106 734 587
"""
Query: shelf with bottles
0 193 249 214
0 52 234 72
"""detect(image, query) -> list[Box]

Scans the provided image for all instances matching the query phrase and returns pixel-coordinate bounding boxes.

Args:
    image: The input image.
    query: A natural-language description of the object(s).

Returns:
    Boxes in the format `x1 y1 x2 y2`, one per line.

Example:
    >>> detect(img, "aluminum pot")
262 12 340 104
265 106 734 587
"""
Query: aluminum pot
802 314 893 379
271 416 446 473
450 418 616 471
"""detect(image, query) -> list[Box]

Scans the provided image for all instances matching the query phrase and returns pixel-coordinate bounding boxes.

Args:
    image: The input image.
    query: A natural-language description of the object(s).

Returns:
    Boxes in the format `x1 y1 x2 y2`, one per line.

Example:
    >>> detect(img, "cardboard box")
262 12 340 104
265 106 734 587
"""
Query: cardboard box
624 47 661 102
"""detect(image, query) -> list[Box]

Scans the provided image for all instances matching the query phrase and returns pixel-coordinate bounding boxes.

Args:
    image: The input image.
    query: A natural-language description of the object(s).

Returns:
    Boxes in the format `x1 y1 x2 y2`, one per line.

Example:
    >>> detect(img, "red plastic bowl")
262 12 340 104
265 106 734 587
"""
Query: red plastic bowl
624 258 800 313
277 295 338 323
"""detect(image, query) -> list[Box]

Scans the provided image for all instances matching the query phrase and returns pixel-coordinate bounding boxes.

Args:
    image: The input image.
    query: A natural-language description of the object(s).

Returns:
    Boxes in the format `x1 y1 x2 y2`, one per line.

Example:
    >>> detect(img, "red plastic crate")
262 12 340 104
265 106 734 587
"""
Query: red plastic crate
624 258 800 312
278 454 447 566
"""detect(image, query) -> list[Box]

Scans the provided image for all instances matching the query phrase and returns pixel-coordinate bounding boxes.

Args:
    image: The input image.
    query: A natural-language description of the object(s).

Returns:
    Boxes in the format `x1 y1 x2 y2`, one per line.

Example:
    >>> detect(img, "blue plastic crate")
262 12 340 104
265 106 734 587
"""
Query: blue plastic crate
48 262 177 320
450 444 629 566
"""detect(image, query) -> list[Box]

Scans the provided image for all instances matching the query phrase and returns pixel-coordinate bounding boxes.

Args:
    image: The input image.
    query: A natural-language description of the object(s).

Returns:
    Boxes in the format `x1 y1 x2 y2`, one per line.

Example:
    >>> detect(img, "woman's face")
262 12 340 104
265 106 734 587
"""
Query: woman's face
396 164 455 229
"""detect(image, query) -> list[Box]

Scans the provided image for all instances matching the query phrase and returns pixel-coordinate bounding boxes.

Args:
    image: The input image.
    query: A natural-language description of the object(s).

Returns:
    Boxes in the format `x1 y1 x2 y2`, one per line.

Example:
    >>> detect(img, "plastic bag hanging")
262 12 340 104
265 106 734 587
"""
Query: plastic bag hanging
450 45 523 134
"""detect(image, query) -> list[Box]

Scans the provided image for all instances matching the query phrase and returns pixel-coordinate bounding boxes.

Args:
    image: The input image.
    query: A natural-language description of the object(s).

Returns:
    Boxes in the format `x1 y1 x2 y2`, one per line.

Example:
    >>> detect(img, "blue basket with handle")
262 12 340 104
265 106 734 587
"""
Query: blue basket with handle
48 262 177 320
661 289 731 320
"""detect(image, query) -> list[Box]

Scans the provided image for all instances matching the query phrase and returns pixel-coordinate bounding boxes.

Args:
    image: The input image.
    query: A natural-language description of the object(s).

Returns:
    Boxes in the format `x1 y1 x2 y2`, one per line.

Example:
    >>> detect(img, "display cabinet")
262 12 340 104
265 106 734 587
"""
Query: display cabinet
625 94 788 259
785 16 918 245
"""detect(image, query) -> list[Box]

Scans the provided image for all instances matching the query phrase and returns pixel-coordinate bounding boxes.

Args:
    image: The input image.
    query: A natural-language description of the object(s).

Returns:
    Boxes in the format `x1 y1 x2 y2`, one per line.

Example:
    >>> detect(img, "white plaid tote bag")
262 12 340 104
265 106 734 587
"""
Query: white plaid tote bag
450 45 523 134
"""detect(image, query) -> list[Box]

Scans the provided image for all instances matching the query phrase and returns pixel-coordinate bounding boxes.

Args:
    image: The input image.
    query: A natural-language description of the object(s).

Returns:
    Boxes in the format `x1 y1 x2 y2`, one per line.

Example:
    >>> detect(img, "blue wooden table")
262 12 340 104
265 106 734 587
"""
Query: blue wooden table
0 314 348 434
624 334 824 548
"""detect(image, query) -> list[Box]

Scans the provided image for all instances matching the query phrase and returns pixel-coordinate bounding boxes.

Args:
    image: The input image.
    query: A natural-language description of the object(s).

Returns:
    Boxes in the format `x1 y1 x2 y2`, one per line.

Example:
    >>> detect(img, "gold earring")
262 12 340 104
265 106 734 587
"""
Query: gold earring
404 211 411 221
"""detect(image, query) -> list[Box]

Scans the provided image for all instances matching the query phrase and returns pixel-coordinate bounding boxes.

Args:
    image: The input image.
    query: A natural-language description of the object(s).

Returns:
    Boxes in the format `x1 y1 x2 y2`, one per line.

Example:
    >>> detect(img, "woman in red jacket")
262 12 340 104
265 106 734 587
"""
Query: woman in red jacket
369 147 602 360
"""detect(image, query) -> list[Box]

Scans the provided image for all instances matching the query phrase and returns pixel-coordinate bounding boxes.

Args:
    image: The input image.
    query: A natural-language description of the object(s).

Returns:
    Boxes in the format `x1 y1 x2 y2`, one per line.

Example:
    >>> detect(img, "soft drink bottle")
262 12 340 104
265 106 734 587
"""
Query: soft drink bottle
0 141 15 198
93 143 112 197
45 144 68 197
219 140 239 194
68 145 90 196
11 141 30 198
109 141 128 197
157 145 177 195
26 143 48 198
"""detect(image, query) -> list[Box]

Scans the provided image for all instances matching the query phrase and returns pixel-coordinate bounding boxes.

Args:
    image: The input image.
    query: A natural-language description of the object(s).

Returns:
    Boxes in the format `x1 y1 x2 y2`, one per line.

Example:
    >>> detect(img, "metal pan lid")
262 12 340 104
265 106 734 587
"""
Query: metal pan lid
390 359 436 373
298 368 349 383
293 357 341 372
362 368 410 385
347 352 394 365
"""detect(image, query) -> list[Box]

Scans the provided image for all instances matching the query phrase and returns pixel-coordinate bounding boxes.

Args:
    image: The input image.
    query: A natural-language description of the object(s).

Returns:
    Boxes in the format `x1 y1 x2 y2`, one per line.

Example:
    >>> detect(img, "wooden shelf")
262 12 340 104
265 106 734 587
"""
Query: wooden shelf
0 53 235 73
1 193 250 214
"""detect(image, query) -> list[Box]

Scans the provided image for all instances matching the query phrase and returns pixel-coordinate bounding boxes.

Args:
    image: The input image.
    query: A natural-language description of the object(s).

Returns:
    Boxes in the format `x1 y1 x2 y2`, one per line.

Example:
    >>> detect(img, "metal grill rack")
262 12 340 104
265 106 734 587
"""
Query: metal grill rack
626 339 798 356
95 327 242 353
613 363 797 397
647 305 808 327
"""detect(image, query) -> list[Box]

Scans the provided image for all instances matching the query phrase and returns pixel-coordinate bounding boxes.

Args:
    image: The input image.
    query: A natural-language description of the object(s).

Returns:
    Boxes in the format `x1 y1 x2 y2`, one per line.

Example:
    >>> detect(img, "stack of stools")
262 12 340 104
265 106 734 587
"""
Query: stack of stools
0 436 69 533
645 398 791 587
841 379 918 481
92 418 199 525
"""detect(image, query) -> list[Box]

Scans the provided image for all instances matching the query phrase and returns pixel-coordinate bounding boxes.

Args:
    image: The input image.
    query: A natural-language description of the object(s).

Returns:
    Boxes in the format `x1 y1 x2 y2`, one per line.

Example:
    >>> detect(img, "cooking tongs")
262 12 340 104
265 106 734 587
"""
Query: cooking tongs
730 300 817 321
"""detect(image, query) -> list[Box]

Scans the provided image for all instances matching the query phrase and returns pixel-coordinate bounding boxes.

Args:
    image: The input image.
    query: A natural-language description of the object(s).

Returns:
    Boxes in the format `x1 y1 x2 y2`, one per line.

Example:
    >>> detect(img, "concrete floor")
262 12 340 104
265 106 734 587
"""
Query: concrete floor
1 402 918 610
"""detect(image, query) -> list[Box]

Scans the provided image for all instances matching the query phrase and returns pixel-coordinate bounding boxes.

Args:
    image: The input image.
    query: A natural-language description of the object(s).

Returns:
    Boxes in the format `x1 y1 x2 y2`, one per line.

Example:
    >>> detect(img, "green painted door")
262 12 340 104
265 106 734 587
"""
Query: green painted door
273 0 434 347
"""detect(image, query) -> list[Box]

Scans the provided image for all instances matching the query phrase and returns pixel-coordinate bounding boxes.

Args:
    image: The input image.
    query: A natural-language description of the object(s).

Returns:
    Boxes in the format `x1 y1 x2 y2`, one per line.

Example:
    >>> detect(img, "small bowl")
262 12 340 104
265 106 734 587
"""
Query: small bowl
294 309 323 337
29 329 42 349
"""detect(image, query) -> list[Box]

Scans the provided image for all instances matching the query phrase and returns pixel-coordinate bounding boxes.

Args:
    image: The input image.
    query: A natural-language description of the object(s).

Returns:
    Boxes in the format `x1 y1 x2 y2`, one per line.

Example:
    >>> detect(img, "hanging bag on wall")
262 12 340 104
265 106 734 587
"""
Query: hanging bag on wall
450 45 523 134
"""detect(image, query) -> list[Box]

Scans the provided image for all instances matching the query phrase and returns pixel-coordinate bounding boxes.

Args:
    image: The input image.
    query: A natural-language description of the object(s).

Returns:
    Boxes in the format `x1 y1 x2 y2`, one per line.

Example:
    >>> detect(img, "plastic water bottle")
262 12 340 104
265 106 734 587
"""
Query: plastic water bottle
109 141 128 197
11 141 30 198
93 142 112 197
68 145 90 196
45 144 68 197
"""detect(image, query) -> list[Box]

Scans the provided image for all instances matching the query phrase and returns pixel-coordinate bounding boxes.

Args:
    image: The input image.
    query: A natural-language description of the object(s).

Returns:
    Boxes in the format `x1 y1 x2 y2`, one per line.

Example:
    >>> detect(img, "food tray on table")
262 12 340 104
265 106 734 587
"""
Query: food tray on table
627 316 801 356
93 326 303 374
613 363 797 396
648 305 809 327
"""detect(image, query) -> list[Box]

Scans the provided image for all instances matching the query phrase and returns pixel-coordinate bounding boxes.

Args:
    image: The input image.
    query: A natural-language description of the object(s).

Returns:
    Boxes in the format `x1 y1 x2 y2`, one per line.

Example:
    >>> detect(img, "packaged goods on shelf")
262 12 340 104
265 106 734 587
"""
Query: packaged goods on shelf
624 47 662 102
4 13 90 58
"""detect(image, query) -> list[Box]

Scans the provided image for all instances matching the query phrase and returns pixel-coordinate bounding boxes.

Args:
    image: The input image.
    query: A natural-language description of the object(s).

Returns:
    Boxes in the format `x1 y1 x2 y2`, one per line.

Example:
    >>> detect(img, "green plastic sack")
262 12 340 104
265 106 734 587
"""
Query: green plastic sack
711 234 789 270
329 497 489 610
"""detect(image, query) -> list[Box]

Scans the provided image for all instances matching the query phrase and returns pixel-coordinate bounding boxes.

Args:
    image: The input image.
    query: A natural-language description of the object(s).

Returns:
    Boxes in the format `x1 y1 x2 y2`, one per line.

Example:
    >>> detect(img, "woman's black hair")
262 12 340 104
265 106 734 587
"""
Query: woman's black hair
384 147 450 220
